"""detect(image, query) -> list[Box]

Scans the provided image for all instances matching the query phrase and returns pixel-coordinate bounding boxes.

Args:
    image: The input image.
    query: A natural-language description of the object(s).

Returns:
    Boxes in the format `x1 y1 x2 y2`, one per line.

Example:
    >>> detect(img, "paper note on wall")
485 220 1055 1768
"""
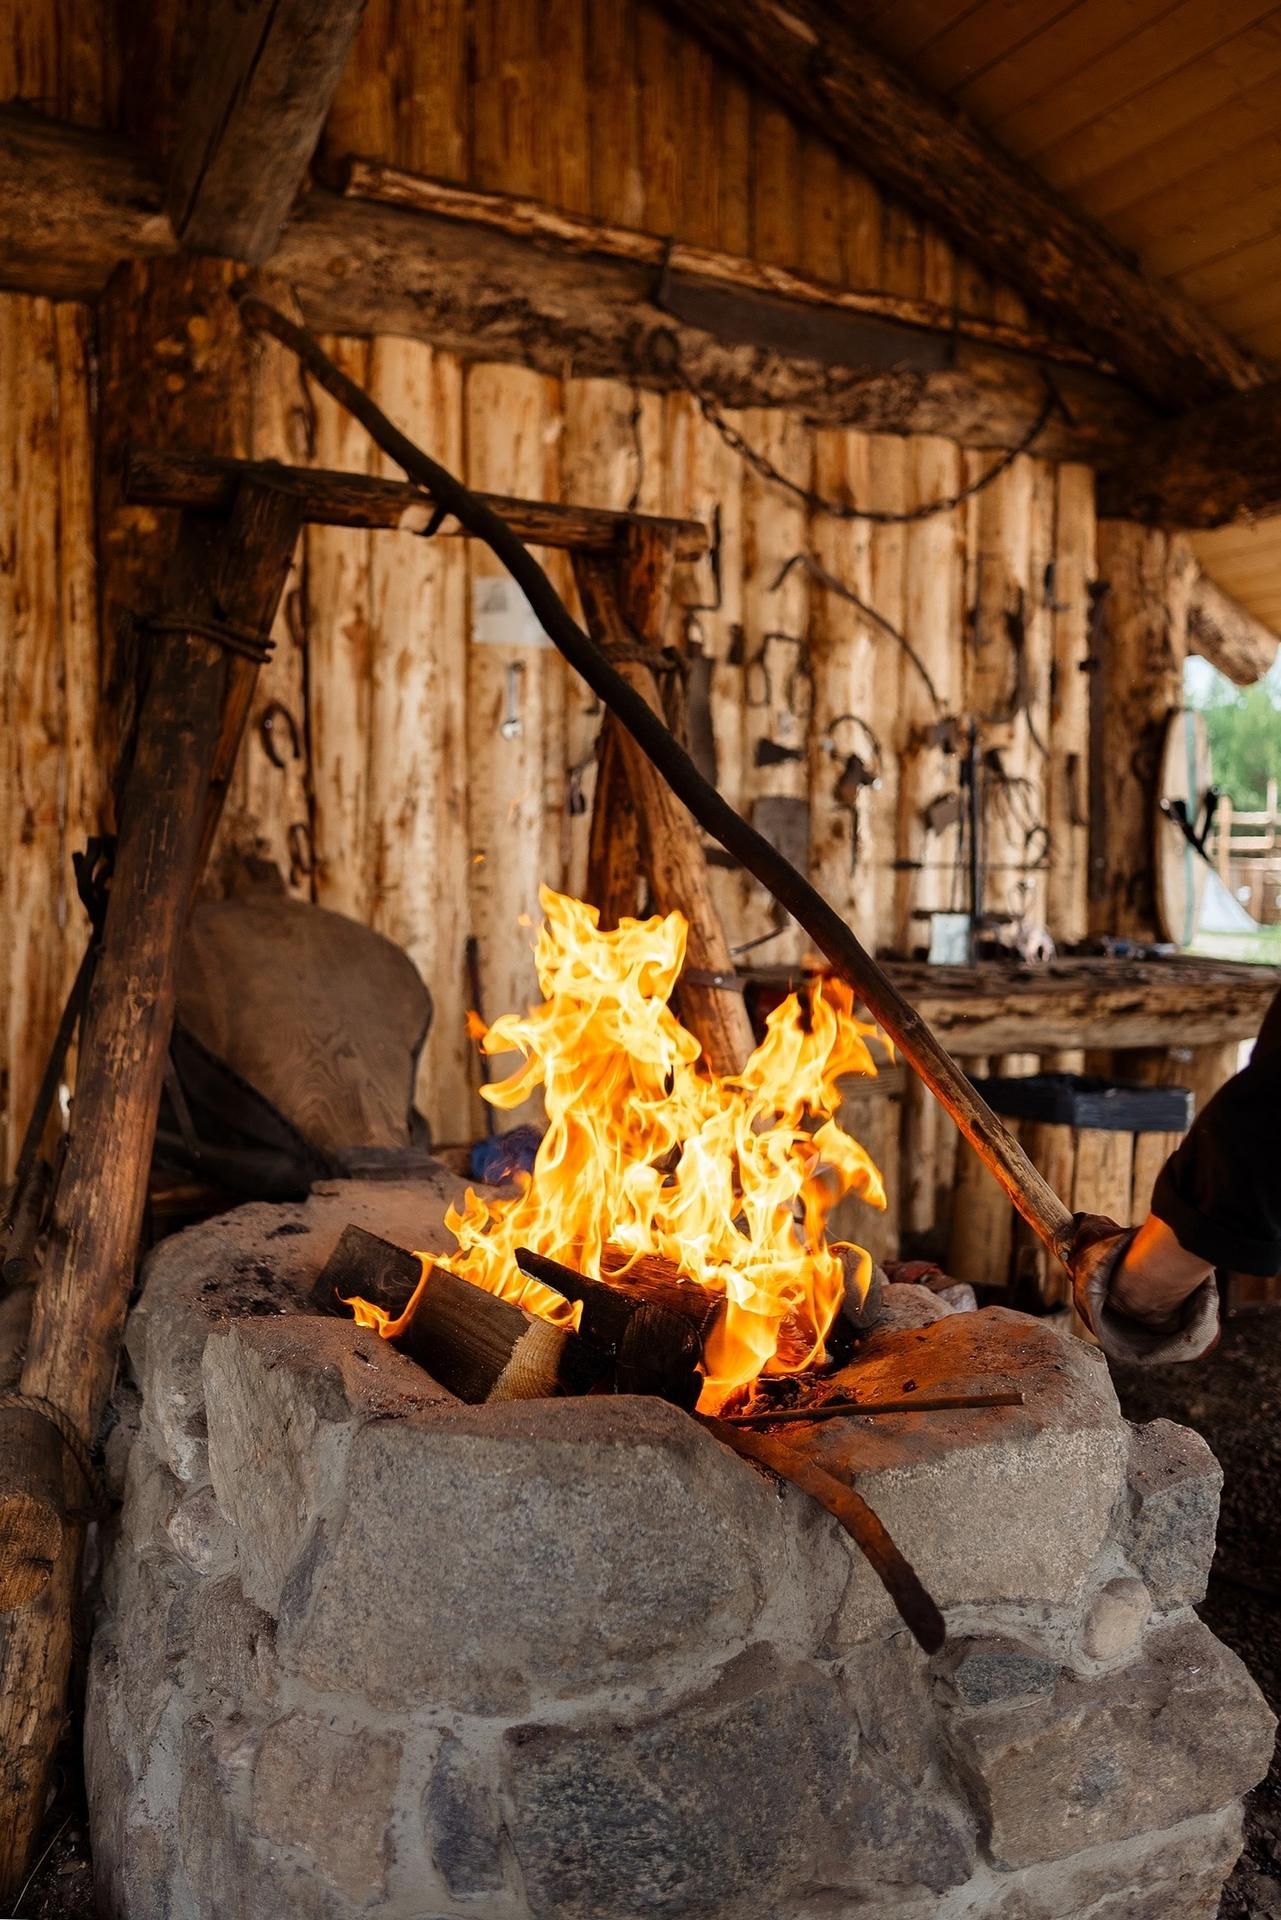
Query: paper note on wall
471 576 549 648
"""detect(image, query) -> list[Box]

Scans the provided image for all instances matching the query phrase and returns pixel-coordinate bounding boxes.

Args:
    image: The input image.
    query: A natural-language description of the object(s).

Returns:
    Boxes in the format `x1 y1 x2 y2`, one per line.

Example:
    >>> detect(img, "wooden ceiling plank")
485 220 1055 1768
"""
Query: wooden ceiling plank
1033 6 1281 200
989 0 1276 160
907 0 1081 101
648 0 1261 406
169 0 366 262
1132 155 1281 281
958 0 1185 132
855 0 984 66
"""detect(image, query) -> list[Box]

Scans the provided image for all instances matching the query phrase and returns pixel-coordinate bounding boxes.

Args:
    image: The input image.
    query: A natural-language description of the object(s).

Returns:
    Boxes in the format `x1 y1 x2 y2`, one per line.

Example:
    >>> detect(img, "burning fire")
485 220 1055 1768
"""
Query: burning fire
351 887 886 1410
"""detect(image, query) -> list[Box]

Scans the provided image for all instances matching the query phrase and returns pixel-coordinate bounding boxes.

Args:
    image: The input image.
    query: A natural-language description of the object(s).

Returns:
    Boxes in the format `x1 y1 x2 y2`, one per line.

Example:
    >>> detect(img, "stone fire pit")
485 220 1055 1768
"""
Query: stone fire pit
87 1171 1275 1920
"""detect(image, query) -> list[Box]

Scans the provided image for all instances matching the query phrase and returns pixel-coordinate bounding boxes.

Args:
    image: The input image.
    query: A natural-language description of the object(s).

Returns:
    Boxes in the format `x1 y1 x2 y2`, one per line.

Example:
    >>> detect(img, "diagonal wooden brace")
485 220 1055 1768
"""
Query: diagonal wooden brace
0 478 303 1900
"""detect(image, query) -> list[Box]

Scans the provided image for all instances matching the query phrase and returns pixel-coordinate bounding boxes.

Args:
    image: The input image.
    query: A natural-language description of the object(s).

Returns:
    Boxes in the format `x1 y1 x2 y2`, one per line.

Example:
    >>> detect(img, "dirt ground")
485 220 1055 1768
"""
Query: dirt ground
1112 1302 1281 1920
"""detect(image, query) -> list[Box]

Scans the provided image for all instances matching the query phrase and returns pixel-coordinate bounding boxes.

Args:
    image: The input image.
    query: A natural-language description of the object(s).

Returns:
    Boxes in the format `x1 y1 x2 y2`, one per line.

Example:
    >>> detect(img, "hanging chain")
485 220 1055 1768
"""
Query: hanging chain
648 326 1065 527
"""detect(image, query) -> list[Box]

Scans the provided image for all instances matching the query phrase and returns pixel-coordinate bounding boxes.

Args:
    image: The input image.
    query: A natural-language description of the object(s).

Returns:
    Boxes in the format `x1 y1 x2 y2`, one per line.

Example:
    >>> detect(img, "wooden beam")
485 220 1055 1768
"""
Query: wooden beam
652 0 1262 411
0 484 303 1900
124 446 709 558
1188 573 1281 687
1099 379 1281 528
881 957 1277 1055
0 110 1150 464
0 110 173 298
168 0 366 263
1088 523 1195 940
340 158 1112 375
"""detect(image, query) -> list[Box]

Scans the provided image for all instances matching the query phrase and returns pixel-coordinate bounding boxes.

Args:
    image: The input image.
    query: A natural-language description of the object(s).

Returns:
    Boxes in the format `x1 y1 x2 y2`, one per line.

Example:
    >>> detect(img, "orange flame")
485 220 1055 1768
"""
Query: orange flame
357 887 886 1410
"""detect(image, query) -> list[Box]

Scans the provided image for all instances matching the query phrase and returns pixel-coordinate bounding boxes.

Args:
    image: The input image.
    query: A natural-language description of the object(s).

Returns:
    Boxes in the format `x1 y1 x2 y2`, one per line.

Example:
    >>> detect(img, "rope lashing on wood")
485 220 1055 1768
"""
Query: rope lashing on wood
0 1391 106 1510
236 293 1078 1273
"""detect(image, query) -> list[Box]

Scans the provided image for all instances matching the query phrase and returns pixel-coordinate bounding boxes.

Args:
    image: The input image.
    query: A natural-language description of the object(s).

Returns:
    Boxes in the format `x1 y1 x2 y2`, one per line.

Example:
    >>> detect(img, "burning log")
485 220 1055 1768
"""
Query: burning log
311 1225 593 1403
515 1245 726 1411
312 1226 730 1412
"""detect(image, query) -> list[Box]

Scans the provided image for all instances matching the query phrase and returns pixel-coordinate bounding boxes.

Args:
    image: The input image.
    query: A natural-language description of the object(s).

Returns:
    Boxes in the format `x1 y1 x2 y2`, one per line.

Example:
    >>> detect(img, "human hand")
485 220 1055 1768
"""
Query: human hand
1065 1213 1219 1365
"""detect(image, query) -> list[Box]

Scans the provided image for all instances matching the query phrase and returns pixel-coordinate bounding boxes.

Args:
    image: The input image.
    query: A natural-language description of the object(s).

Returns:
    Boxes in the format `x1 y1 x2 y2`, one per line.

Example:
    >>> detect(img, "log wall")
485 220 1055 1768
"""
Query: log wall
0 0 1205 1271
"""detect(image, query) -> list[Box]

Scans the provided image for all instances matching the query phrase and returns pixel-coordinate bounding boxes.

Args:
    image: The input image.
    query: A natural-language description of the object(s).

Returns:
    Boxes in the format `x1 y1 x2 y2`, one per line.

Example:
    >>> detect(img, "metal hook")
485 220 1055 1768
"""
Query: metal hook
500 661 525 740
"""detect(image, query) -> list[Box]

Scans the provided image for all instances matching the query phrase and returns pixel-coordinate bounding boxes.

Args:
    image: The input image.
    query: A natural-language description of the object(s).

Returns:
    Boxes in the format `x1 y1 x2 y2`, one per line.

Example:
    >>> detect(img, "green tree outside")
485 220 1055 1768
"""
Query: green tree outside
1185 656 1281 809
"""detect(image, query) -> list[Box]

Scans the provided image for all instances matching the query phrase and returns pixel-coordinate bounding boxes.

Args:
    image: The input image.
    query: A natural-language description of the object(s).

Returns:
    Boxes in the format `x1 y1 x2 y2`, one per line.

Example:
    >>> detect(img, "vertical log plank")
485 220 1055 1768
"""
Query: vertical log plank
1089 522 1195 939
1046 463 1096 945
306 335 373 920
464 362 560 1070
366 336 474 1140
895 436 965 950
739 411 811 961
808 431 877 938
6 300 61 1179
867 434 908 955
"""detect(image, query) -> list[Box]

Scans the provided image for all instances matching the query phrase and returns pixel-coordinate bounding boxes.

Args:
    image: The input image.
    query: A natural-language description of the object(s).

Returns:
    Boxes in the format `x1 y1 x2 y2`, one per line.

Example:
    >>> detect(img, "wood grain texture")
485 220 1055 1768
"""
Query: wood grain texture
1046 464 1095 945
96 256 256 786
1187 571 1280 687
2 485 302 1895
649 0 1261 407
894 436 966 949
807 431 876 939
1099 377 1281 528
1088 522 1194 939
464 361 561 1097
305 335 374 921
168 0 366 261
365 336 475 1139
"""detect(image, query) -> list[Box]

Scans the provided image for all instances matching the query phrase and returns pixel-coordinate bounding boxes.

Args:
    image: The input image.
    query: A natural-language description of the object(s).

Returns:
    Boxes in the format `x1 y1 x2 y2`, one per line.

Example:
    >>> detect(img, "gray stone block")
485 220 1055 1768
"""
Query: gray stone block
251 1712 402 1907
291 1394 832 1715
126 1173 481 1482
940 1638 1060 1711
944 1616 1275 1871
1121 1418 1222 1610
423 1733 506 1896
811 1309 1128 1628
505 1647 974 1920
961 1804 1245 1920
204 1314 450 1613
1078 1576 1149 1665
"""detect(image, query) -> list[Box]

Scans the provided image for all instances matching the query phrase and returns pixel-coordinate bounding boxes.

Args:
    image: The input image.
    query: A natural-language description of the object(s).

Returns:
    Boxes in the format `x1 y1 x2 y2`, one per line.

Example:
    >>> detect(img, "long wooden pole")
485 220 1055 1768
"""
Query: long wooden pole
239 296 1076 1268
0 482 302 1898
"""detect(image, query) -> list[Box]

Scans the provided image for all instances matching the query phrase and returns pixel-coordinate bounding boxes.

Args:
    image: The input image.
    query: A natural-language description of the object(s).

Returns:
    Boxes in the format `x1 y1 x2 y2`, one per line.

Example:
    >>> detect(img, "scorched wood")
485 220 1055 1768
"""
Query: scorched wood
311 1225 594 1404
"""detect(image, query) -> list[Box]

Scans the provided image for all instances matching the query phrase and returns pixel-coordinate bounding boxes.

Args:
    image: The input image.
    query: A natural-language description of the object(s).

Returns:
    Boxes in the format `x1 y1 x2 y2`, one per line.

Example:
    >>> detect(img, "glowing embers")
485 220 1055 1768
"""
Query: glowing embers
353 887 886 1410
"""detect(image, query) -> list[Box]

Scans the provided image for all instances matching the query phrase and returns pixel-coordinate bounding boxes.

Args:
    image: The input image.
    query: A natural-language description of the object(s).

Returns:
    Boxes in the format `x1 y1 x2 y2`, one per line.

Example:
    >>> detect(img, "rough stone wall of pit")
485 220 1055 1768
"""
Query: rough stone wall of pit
86 1178 1276 1920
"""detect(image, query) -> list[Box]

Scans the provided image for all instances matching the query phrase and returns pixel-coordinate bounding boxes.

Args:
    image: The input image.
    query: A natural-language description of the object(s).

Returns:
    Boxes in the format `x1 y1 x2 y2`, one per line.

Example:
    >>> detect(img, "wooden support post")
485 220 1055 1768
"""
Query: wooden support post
0 483 302 1899
585 525 680 924
574 552 755 1076
1088 523 1196 940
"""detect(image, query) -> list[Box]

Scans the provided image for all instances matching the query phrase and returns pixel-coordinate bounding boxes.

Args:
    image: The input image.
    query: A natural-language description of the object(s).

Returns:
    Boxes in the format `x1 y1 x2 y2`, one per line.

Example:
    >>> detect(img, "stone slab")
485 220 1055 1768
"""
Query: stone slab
944 1616 1275 1871
804 1308 1127 1624
1120 1418 1222 1611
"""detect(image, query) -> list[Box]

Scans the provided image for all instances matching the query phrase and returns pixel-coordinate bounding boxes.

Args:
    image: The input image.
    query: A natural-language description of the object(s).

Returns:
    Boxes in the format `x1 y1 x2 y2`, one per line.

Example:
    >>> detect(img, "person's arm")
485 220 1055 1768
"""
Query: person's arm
1108 988 1281 1323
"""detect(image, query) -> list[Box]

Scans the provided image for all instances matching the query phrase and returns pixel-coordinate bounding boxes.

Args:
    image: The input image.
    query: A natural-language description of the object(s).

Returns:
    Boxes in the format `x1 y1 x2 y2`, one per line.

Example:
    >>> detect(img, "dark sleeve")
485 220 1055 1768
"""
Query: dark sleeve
1150 988 1281 1276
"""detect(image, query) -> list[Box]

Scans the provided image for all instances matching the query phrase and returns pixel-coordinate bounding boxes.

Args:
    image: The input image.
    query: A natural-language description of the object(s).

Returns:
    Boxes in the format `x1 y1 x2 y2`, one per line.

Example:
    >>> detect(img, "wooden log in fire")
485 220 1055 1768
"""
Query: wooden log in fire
311 1225 726 1411
311 1225 592 1403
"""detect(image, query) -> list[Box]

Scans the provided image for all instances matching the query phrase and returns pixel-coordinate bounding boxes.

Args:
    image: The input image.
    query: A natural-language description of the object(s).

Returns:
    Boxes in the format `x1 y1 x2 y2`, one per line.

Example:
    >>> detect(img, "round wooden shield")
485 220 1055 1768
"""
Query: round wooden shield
1154 708 1211 948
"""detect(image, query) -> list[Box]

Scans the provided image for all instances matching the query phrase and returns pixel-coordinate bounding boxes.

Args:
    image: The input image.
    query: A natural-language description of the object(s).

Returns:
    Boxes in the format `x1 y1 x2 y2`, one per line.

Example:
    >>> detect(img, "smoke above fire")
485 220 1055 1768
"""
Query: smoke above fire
356 887 886 1409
